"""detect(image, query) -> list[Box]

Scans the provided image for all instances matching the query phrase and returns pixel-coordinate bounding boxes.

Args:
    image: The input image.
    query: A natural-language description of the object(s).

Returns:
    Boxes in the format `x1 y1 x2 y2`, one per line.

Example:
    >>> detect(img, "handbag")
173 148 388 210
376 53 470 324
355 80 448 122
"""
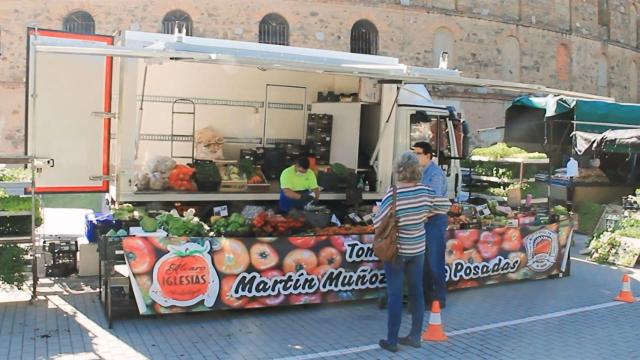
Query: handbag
373 186 399 262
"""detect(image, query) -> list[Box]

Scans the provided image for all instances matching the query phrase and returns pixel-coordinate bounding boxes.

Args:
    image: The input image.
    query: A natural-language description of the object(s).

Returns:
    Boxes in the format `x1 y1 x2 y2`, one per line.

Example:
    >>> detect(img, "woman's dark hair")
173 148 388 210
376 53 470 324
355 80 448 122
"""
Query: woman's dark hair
295 156 310 170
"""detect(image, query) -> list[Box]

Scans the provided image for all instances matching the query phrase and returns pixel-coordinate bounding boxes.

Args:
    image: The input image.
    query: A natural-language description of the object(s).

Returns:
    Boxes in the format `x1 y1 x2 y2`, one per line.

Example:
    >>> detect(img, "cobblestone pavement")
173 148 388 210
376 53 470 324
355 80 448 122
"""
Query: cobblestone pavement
0 253 638 360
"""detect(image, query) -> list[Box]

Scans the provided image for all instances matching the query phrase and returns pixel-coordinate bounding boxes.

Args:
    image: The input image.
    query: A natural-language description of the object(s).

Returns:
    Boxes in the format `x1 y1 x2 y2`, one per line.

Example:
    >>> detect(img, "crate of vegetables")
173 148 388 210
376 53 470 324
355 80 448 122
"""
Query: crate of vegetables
246 168 270 192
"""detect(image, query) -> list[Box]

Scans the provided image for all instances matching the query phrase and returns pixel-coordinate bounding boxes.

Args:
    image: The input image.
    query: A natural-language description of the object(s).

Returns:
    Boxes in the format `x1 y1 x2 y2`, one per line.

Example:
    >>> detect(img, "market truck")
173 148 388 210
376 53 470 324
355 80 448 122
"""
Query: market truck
26 29 467 203
24 29 608 320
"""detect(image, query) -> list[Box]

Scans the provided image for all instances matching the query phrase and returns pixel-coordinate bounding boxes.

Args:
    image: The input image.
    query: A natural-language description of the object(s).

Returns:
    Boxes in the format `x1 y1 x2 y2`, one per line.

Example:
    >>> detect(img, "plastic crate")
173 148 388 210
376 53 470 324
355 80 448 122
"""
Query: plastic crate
44 240 78 277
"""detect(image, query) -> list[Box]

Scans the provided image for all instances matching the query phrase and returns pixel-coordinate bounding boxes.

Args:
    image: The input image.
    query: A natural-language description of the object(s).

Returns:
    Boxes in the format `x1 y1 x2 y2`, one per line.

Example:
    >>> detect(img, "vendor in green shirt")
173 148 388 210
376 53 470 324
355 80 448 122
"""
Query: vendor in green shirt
279 156 320 213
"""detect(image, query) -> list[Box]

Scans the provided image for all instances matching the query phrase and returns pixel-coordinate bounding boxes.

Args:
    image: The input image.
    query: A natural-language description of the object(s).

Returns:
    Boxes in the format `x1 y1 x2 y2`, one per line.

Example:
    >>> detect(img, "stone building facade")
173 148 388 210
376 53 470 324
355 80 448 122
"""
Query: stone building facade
1 0 639 153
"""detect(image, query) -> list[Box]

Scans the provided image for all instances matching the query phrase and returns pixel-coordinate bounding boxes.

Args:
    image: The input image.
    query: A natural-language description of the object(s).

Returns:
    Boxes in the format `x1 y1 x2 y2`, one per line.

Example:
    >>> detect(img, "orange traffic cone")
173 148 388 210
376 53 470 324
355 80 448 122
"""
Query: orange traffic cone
422 300 448 342
614 275 636 303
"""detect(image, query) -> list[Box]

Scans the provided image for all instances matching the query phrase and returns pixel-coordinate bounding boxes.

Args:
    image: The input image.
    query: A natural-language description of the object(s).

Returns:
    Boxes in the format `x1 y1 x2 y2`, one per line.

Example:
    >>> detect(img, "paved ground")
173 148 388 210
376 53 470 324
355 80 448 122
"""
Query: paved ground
0 241 639 360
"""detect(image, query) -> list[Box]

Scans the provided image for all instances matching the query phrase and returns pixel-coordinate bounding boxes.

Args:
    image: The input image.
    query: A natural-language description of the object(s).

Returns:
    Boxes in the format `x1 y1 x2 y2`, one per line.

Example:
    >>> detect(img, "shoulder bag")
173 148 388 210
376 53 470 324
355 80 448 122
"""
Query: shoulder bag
373 186 399 262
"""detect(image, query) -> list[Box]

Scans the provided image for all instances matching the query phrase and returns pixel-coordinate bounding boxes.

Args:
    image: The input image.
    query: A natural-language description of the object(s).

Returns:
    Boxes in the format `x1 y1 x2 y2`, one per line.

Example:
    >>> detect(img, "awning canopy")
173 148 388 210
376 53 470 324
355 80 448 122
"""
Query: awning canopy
509 96 640 154
511 96 640 133
574 129 640 155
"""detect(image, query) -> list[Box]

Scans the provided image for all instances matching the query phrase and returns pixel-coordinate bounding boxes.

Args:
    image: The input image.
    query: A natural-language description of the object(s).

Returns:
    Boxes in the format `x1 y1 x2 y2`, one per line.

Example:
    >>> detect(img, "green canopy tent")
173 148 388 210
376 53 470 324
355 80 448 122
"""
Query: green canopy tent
506 96 640 155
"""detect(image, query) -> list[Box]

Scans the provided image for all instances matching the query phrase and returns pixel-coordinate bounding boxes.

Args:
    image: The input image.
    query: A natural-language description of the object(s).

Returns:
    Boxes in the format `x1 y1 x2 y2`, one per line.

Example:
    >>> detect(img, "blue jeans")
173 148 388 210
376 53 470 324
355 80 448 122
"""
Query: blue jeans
424 214 448 305
383 254 425 345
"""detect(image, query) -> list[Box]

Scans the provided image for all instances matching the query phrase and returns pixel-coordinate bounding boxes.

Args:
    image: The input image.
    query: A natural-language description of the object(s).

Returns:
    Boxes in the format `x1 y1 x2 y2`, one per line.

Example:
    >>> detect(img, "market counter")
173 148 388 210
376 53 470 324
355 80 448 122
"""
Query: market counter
115 219 572 315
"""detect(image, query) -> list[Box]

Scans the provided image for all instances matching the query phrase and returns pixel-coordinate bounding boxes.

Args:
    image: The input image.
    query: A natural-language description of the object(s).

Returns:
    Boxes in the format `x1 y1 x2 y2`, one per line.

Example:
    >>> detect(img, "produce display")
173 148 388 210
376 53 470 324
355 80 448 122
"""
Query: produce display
155 209 208 237
589 215 640 267
0 167 30 182
0 193 42 236
210 213 252 236
470 143 547 160
251 211 306 236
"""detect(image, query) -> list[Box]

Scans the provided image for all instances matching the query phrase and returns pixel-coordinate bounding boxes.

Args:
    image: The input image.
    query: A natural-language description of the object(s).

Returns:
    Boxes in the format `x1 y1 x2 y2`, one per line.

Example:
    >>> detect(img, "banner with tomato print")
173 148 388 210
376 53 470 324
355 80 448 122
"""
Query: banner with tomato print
124 234 386 315
444 219 573 290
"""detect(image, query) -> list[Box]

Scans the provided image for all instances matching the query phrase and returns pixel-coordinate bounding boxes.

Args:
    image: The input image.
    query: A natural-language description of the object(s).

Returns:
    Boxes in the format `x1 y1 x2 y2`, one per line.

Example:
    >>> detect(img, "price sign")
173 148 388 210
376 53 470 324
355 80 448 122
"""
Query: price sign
213 205 229 217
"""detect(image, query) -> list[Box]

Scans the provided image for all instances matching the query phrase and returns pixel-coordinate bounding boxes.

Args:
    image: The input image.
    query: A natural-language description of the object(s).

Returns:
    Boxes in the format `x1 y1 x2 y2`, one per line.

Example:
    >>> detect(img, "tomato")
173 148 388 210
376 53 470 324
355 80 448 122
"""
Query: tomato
310 265 333 280
220 275 249 308
534 239 552 255
478 231 501 260
288 236 317 249
244 302 265 309
461 249 483 264
318 247 343 269
288 293 322 305
454 229 480 249
315 235 329 242
283 249 318 273
157 254 210 301
153 303 187 314
445 239 464 264
501 228 523 252
492 227 507 235
257 269 285 306
212 238 250 275
123 237 157 274
249 243 279 271
330 236 347 252
136 273 153 305
147 236 188 251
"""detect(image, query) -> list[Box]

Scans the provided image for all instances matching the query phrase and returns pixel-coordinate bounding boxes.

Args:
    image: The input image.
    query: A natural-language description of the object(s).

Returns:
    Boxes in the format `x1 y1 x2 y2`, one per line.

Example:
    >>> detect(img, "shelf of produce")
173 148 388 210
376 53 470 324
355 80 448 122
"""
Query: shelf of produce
471 175 536 184
470 156 549 164
123 191 385 202
472 193 548 204
0 211 32 217
0 235 32 244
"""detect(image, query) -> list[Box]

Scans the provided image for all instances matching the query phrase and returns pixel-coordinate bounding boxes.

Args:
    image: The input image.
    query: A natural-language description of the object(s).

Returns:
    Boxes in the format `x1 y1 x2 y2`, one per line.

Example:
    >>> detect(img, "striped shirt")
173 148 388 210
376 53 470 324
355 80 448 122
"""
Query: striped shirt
373 184 450 256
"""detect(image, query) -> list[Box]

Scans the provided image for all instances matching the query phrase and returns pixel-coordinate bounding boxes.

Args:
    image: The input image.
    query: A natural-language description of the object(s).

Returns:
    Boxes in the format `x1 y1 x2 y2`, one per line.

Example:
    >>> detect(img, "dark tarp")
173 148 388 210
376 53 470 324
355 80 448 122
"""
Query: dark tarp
573 129 640 155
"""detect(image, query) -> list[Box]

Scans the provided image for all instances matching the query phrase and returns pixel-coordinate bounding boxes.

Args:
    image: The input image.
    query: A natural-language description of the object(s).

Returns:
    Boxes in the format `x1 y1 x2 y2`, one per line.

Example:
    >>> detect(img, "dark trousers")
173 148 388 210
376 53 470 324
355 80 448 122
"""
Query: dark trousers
424 214 448 305
383 254 425 345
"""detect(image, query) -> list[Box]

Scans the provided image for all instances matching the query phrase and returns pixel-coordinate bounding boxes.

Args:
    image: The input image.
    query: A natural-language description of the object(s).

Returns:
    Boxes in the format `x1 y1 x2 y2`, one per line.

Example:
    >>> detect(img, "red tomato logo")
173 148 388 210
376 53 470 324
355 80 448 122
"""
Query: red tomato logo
220 275 249 308
318 247 343 269
283 249 318 273
156 254 210 302
123 237 157 274
249 243 279 271
501 228 523 252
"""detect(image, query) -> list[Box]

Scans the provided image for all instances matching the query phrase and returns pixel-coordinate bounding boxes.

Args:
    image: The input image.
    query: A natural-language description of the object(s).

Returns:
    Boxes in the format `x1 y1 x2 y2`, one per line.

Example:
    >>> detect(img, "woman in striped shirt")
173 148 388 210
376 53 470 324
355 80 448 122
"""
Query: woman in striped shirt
374 151 450 352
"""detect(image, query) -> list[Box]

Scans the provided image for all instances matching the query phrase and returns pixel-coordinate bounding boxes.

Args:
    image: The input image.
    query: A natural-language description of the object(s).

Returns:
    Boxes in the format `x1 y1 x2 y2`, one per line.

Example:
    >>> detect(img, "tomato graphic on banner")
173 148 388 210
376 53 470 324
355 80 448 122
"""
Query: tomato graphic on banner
523 229 559 273
149 242 219 308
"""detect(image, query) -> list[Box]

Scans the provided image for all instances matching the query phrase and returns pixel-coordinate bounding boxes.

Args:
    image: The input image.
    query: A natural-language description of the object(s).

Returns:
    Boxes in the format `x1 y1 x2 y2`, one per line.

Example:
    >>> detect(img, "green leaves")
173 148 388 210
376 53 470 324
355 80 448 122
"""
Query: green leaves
0 245 27 287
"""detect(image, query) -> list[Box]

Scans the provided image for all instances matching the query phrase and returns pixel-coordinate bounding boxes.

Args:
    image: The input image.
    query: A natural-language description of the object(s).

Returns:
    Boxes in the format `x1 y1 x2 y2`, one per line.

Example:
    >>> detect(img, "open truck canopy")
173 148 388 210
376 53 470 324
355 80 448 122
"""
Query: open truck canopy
27 29 614 195
508 96 640 155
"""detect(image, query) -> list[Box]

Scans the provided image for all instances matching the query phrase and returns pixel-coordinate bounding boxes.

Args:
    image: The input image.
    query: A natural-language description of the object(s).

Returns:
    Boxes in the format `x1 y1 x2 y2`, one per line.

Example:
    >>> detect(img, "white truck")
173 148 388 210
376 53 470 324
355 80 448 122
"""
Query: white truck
25 29 606 204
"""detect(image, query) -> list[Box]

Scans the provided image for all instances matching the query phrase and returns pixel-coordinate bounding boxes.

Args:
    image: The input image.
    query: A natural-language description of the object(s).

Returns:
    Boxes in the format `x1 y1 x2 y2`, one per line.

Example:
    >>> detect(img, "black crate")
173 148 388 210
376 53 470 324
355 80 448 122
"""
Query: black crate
44 240 78 278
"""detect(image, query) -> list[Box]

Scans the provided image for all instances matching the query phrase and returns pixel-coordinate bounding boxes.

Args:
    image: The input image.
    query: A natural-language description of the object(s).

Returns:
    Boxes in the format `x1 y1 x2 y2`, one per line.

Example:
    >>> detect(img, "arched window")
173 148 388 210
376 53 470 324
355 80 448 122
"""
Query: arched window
432 27 454 68
556 43 571 82
162 10 193 36
259 13 289 46
63 11 95 34
350 20 378 55
502 36 520 82
596 54 608 96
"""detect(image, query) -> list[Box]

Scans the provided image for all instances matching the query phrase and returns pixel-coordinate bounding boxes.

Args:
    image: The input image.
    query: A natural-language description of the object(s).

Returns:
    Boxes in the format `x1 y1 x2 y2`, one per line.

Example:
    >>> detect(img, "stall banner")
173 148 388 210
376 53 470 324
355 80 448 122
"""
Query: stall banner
123 234 386 315
444 220 573 290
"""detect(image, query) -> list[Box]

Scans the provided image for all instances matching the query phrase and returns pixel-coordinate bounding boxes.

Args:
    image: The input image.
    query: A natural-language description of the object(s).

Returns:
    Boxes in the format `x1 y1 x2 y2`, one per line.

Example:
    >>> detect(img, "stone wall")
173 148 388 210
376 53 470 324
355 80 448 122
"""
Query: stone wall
1 0 640 154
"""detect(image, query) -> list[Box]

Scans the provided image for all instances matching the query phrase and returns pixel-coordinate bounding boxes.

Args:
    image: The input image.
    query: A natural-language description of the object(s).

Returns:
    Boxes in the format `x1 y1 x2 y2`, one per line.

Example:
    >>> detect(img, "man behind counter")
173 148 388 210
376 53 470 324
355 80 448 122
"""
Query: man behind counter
279 156 320 213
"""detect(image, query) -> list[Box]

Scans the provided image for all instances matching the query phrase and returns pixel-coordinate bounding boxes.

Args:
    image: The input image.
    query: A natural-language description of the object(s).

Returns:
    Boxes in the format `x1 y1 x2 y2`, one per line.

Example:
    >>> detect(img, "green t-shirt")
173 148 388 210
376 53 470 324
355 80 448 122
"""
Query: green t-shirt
280 165 318 191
